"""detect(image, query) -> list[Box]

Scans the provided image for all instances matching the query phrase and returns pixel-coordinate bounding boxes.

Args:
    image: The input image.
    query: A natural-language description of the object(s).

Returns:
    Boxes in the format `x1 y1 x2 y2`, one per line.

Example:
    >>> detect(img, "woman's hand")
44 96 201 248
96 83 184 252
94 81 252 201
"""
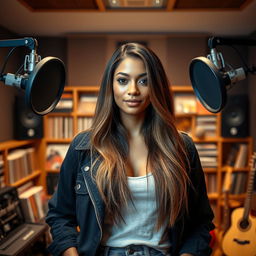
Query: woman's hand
180 254 194 256
62 247 79 256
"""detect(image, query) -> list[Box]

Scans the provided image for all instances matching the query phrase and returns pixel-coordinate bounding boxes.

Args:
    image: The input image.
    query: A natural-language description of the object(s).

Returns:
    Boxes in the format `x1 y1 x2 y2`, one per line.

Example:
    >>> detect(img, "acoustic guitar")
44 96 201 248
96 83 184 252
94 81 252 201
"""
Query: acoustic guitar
222 153 256 256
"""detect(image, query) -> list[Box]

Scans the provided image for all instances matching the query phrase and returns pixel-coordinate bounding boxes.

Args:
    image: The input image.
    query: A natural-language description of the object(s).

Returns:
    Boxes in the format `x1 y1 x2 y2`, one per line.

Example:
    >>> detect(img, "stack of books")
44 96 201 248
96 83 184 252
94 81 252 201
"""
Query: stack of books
53 92 73 112
195 116 217 138
195 143 218 169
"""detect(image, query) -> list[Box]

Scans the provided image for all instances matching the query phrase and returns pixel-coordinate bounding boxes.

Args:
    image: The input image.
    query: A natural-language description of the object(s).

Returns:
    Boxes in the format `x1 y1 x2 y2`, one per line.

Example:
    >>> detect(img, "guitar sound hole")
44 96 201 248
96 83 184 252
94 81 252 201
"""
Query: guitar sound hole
240 219 249 229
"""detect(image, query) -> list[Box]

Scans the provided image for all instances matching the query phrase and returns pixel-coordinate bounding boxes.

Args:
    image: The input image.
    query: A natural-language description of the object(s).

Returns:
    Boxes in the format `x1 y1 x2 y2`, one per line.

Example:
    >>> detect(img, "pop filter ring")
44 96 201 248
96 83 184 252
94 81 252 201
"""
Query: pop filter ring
190 57 227 113
25 57 65 115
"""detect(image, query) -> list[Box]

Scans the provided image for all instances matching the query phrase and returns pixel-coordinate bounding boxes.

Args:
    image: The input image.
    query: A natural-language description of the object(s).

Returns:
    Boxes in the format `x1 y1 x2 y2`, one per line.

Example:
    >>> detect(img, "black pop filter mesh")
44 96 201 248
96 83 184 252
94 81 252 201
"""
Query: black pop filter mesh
189 57 226 113
26 57 65 115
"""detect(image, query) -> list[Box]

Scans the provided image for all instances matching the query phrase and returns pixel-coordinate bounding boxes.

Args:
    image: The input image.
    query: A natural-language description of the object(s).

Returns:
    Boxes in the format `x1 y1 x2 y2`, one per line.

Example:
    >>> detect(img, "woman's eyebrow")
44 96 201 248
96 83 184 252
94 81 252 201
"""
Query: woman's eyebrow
115 72 147 78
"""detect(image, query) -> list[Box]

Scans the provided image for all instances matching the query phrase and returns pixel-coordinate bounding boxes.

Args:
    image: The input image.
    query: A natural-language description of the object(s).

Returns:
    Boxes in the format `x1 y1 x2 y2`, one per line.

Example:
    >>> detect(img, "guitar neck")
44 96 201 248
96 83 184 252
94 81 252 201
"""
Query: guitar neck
242 153 256 220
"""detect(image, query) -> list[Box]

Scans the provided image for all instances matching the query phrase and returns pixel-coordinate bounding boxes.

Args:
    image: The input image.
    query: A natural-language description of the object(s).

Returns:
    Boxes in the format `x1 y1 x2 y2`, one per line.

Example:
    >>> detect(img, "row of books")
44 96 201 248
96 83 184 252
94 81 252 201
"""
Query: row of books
52 93 98 114
77 117 93 133
53 92 73 112
224 143 248 168
17 183 47 222
229 172 248 194
0 154 5 188
46 144 69 170
195 116 217 138
7 148 35 184
47 116 73 139
195 143 218 168
205 172 248 195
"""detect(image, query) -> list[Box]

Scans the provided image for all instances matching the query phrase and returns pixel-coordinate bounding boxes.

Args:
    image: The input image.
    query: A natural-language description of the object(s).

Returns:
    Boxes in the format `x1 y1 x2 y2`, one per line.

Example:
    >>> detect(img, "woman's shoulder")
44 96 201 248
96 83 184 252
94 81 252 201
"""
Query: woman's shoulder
179 131 197 159
71 130 91 151
179 131 194 148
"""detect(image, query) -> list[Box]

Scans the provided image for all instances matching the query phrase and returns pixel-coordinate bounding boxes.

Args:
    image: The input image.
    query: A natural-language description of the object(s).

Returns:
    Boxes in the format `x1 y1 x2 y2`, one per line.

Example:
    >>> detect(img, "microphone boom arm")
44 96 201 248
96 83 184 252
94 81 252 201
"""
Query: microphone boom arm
208 37 256 49
0 37 38 51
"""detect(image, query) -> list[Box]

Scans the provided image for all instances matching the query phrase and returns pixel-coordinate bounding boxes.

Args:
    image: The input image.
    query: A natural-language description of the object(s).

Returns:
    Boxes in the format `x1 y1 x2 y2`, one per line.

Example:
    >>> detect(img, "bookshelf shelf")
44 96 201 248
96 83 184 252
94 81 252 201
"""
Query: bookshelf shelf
11 170 41 187
46 169 61 173
0 140 37 151
45 139 72 143
208 193 219 199
48 112 75 117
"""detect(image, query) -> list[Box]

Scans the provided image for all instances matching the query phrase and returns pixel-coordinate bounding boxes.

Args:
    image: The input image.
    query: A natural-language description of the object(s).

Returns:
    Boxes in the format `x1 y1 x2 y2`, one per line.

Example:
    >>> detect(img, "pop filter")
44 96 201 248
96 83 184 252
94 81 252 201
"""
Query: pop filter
189 57 228 113
25 57 65 115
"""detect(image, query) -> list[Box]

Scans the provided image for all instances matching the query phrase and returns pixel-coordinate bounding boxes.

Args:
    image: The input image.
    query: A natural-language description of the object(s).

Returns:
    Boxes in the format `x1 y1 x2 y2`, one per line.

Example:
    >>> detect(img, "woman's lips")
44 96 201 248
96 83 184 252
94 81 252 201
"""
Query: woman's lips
124 99 142 107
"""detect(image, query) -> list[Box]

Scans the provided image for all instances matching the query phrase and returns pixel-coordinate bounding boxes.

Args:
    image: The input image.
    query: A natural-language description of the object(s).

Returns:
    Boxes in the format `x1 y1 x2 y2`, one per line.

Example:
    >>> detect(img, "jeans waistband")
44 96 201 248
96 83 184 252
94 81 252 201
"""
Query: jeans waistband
98 244 166 256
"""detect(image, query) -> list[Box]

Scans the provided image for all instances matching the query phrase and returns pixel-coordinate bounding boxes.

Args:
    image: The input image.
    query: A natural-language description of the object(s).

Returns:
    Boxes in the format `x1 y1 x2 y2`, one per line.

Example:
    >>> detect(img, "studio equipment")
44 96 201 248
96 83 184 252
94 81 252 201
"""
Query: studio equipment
221 95 249 137
189 37 256 113
0 37 66 115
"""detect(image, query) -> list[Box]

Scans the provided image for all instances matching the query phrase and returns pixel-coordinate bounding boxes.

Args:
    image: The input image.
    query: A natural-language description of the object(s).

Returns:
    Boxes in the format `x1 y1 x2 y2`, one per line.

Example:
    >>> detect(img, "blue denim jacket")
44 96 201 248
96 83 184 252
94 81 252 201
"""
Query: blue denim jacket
46 132 214 256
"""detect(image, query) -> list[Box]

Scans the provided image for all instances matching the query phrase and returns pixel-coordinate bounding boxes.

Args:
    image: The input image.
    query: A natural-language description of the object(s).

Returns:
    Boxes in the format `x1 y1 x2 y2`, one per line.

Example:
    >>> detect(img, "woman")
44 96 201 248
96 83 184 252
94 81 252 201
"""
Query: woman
46 43 214 256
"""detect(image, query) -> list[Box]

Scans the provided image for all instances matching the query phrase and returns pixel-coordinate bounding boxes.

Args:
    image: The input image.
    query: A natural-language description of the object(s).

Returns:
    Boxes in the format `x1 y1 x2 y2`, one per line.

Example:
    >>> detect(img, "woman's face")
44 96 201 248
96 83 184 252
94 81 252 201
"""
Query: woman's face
113 56 150 119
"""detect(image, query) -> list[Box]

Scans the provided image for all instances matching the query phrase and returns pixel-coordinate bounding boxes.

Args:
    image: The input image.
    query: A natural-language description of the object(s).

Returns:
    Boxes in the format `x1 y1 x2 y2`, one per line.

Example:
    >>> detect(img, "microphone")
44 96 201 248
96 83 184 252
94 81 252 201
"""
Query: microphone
189 36 256 113
0 37 66 115
207 47 246 87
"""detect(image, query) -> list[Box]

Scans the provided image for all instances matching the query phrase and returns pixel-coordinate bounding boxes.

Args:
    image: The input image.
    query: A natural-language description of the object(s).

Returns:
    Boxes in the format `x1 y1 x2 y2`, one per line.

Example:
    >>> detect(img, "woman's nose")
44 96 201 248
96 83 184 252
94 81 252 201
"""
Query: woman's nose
127 81 140 95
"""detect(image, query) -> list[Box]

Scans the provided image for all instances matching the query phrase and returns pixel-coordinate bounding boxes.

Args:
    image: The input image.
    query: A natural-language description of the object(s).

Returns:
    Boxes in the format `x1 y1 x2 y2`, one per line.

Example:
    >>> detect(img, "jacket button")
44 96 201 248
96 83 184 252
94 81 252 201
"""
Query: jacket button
84 166 90 171
76 184 81 190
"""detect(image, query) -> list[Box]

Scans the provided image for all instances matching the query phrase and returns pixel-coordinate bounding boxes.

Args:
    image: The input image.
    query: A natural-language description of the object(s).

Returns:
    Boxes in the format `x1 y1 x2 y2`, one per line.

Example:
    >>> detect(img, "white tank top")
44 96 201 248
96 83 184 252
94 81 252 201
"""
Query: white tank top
101 173 171 254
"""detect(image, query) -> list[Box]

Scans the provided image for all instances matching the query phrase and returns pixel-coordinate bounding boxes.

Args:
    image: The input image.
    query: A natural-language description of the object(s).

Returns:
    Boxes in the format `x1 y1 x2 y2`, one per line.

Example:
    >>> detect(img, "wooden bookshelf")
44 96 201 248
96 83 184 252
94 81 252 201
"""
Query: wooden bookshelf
0 139 42 188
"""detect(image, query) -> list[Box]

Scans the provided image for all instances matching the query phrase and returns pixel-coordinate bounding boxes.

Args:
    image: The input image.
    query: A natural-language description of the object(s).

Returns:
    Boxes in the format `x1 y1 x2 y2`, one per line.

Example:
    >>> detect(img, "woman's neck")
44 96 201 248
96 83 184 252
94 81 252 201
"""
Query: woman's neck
120 113 145 137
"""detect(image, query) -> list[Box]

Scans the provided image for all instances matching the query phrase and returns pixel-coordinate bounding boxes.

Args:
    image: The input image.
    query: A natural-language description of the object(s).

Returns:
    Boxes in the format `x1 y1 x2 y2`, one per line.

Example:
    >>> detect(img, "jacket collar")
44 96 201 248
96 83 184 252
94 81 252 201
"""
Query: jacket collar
75 131 91 151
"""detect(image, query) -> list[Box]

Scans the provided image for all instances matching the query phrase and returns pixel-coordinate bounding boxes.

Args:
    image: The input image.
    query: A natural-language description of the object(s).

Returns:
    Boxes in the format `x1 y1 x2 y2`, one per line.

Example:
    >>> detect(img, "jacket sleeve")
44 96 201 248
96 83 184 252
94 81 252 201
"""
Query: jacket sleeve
179 133 215 256
45 136 81 256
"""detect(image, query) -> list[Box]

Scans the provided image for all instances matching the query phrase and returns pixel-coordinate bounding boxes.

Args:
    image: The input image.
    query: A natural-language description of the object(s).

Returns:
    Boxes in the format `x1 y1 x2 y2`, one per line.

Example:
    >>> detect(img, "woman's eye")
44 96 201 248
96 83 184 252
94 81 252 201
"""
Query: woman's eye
138 78 148 86
117 78 128 85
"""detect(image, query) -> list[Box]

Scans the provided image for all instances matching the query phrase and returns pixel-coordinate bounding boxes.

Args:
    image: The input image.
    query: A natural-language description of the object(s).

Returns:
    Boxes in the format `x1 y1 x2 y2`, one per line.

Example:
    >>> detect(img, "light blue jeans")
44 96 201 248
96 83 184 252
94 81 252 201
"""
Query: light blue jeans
98 245 166 256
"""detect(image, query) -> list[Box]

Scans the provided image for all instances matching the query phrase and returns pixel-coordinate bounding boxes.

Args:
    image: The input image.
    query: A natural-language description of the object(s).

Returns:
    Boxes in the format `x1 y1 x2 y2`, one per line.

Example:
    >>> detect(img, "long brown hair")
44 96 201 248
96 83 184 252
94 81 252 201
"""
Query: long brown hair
90 43 190 228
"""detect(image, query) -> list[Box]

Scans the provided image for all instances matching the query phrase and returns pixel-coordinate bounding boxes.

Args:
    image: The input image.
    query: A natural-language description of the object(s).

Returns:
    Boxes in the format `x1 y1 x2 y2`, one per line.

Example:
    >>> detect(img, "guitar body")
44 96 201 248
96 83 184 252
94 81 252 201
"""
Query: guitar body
222 207 256 256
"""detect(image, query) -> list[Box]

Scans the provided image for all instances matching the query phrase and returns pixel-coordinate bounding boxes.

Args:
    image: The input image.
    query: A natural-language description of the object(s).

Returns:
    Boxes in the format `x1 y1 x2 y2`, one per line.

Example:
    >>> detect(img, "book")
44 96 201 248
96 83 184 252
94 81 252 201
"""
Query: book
17 181 34 195
19 186 45 222
46 144 69 170
234 144 248 168
230 172 248 195
225 144 239 166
